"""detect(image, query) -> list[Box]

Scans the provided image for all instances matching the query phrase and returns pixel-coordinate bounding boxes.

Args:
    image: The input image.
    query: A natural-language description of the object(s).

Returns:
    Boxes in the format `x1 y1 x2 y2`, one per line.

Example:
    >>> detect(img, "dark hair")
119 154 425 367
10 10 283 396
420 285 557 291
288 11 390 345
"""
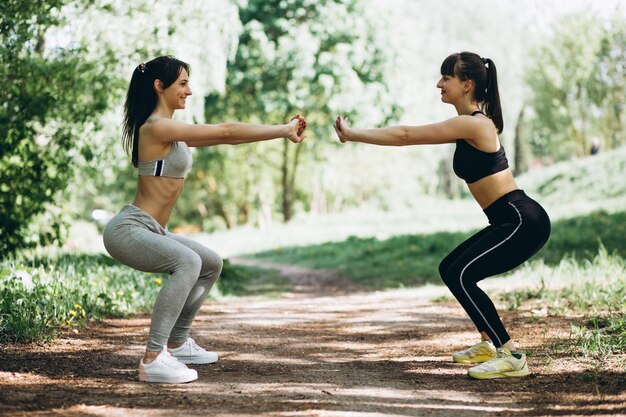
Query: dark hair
440 52 503 133
122 55 191 167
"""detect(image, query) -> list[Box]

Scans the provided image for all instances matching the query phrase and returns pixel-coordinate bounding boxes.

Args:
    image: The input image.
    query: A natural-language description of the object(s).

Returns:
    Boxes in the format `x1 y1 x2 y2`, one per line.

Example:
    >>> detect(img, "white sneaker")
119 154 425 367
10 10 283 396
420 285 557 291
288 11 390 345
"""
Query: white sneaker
168 337 219 365
138 348 198 383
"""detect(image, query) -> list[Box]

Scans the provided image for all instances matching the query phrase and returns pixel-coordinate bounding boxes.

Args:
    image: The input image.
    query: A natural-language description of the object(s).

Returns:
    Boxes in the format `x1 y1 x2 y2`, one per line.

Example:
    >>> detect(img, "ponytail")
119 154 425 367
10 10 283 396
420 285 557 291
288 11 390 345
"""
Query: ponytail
482 58 503 134
122 56 190 167
440 52 504 133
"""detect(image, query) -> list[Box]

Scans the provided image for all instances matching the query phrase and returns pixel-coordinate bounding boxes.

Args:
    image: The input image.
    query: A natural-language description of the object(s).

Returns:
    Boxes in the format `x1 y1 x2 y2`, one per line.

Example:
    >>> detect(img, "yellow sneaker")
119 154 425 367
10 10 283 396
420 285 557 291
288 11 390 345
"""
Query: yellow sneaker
467 347 530 379
452 340 496 363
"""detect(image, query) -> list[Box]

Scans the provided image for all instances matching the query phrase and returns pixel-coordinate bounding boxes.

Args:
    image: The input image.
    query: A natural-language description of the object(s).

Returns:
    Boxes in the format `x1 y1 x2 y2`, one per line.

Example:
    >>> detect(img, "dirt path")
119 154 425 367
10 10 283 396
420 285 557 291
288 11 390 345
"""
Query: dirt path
1 261 625 417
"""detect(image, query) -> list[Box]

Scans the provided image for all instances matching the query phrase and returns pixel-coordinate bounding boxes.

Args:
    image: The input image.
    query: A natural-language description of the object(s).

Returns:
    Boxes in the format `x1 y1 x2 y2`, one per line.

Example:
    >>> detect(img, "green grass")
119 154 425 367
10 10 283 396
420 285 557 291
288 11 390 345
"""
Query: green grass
251 232 467 289
250 209 626 288
215 261 290 298
0 254 269 343
539 210 626 263
498 248 626 356
519 146 626 203
0 254 162 343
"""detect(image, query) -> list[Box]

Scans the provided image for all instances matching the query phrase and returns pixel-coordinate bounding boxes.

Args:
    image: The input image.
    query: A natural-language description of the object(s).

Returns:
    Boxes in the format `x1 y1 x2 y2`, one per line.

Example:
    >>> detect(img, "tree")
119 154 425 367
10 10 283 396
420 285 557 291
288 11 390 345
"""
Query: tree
588 18 626 151
525 14 626 161
194 0 400 225
0 0 113 257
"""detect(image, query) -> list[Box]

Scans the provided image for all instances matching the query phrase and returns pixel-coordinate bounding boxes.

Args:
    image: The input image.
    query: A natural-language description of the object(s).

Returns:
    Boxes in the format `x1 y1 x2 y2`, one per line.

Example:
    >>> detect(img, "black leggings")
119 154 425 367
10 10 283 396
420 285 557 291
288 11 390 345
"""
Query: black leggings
439 190 550 347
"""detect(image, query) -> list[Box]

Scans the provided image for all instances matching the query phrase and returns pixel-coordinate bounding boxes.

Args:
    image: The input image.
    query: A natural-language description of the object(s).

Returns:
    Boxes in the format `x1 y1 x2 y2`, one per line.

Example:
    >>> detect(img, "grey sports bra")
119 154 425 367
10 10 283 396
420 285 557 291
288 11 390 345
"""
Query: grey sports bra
137 116 193 178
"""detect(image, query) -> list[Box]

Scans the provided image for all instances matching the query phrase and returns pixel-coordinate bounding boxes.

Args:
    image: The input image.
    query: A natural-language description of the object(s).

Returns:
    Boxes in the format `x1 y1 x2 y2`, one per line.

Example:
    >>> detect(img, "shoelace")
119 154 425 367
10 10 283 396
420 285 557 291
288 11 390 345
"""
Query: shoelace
156 351 187 369
495 348 511 358
467 344 482 354
186 338 205 353
464 342 489 355
478 348 511 368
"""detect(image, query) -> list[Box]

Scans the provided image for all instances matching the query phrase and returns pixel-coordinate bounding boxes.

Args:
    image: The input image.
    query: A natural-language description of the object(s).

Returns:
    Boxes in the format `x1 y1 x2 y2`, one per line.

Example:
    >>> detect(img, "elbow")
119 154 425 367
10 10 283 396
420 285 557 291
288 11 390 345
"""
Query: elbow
399 127 411 146
206 122 239 145
219 123 248 145
219 123 235 140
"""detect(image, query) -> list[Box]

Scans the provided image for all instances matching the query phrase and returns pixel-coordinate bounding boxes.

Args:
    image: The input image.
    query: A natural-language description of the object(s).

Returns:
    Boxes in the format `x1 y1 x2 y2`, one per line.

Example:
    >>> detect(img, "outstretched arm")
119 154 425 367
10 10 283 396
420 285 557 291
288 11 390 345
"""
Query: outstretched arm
333 115 482 146
148 116 306 147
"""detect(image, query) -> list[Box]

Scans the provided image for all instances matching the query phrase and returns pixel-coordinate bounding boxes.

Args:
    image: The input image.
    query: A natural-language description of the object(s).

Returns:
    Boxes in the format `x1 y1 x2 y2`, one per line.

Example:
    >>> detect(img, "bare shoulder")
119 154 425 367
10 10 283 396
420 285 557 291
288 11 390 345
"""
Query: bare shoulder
445 114 485 138
141 118 190 143
466 114 500 151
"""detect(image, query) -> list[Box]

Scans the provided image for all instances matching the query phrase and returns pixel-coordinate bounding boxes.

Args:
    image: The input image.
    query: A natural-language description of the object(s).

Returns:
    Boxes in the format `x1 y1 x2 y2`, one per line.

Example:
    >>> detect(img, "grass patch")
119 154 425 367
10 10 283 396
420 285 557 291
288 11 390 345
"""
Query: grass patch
519 146 626 203
251 232 467 289
250 210 626 288
0 253 163 343
539 210 626 263
0 254 276 343
216 261 290 298
499 248 626 357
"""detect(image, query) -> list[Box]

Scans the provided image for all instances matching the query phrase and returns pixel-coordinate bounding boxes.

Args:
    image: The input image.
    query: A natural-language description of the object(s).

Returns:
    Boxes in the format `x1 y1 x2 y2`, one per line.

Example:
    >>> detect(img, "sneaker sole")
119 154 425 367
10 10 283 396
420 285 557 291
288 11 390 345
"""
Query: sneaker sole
453 354 495 364
138 370 198 384
468 367 530 380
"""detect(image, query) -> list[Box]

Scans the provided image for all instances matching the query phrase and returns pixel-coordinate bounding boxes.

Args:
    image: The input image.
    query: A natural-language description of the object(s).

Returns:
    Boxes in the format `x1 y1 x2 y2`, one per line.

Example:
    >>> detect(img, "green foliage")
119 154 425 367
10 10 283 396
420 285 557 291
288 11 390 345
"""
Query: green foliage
1 1 66 50
0 253 255 343
525 14 626 160
588 22 626 151
519 146 626 204
182 0 400 229
0 1 115 257
0 1 242 240
0 254 163 342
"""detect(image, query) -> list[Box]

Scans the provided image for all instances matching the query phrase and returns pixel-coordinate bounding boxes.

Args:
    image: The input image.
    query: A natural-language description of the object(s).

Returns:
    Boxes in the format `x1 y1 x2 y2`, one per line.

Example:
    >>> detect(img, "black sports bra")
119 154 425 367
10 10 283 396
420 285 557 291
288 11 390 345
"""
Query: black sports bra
453 111 509 184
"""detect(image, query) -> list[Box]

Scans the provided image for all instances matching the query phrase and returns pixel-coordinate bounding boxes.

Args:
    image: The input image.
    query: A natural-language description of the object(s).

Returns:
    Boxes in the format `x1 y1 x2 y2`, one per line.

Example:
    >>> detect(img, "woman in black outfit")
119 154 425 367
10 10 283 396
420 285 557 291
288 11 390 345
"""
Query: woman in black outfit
333 51 550 379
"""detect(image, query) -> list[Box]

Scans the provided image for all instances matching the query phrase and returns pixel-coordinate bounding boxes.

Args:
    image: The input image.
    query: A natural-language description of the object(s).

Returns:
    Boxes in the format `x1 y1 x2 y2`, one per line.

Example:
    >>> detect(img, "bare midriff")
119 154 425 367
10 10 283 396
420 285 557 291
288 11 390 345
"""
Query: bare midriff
132 176 184 227
466 169 519 210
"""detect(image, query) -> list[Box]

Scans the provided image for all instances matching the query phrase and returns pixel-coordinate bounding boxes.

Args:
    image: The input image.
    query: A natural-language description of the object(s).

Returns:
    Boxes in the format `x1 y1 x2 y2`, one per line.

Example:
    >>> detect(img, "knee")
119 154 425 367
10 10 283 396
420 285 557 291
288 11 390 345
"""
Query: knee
438 260 448 281
209 253 224 276
439 262 462 290
439 260 454 286
199 251 223 280
178 251 203 279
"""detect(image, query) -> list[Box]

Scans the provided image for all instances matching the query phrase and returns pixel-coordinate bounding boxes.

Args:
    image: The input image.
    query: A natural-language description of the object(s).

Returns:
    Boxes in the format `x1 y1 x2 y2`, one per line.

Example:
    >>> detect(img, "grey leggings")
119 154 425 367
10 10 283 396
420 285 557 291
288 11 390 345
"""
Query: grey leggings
103 205 223 352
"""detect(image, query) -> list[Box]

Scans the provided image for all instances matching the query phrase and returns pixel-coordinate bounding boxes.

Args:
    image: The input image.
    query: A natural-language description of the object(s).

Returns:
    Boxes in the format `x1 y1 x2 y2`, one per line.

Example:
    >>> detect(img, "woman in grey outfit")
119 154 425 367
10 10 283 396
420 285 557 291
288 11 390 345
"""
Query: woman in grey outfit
103 56 306 384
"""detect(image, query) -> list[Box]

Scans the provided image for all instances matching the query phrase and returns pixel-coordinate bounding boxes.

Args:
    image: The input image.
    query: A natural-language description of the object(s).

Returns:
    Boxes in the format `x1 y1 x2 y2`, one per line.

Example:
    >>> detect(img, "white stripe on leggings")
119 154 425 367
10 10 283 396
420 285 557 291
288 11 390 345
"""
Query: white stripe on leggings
459 202 522 346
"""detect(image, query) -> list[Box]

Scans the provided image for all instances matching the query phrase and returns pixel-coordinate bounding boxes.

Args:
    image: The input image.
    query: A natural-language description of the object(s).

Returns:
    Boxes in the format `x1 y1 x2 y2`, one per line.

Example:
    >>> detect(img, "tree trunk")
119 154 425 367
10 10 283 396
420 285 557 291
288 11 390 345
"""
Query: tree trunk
280 137 304 222
216 201 233 229
576 82 588 156
281 139 292 222
513 104 531 176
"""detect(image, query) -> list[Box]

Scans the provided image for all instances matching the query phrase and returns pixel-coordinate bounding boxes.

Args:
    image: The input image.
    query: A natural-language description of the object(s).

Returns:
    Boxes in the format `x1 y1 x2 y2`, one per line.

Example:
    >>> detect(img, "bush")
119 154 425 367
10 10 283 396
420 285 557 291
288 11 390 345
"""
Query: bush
0 1 115 257
0 254 163 343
